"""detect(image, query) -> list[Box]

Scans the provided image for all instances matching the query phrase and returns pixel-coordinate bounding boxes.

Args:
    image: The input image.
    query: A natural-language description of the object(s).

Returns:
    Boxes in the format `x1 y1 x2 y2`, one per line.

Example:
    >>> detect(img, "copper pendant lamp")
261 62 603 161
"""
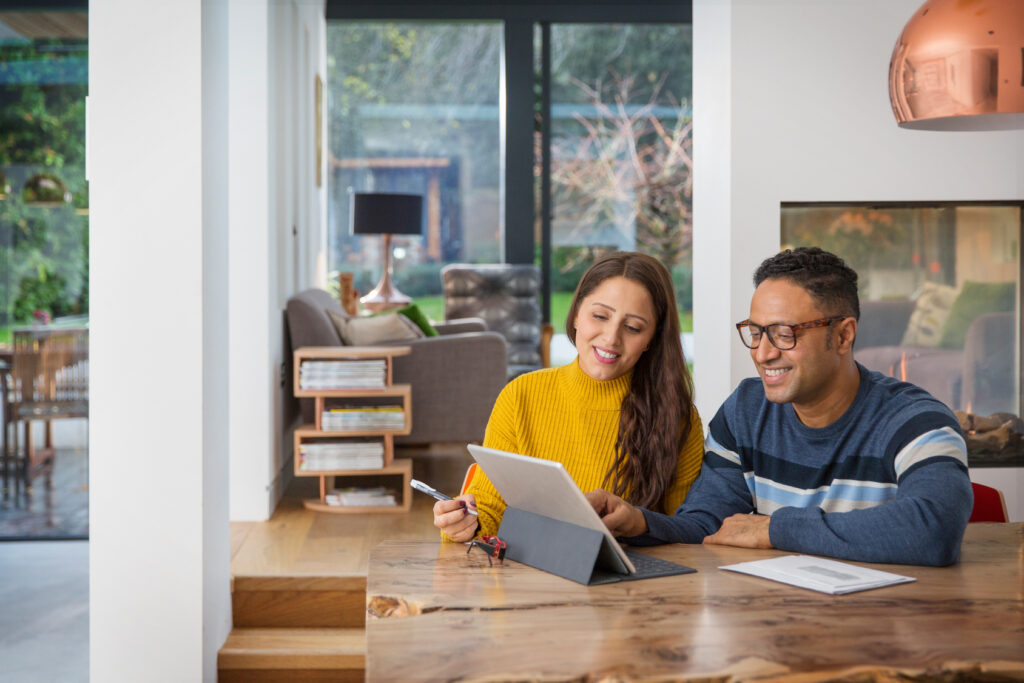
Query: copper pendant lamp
889 0 1024 130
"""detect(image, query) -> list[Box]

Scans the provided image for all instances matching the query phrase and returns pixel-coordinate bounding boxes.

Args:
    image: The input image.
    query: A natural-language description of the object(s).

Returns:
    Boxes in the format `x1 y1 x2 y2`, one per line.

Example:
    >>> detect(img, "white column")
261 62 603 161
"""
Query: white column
693 0 759 426
228 0 275 521
89 0 231 680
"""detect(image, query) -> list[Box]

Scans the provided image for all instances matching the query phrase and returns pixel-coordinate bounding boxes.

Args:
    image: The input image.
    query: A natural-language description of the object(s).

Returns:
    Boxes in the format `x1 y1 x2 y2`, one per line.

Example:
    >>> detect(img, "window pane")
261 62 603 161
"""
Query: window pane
782 204 1023 468
326 21 501 323
541 24 692 365
0 12 89 538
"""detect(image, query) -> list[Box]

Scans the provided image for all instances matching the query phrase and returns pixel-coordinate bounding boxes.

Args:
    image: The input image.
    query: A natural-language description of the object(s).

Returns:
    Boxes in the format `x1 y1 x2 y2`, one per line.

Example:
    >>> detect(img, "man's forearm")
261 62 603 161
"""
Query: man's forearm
624 451 755 546
768 460 972 566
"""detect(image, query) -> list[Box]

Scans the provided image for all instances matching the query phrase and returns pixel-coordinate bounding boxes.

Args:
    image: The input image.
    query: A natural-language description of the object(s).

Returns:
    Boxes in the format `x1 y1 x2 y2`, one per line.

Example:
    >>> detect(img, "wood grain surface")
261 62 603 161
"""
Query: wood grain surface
366 523 1024 682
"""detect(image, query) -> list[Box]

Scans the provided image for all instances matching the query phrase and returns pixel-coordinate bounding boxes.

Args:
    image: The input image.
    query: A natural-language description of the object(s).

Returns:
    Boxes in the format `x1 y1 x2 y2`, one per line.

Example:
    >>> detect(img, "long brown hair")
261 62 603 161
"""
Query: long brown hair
566 252 695 511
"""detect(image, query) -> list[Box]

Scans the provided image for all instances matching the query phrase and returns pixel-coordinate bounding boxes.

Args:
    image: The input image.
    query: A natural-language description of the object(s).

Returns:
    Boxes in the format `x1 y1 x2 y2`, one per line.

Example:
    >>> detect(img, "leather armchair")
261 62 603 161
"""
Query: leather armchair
441 263 553 380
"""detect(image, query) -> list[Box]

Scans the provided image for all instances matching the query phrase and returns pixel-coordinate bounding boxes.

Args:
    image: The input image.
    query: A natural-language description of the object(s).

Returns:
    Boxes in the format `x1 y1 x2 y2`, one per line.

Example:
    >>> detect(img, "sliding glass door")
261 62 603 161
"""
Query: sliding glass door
326 21 502 321
539 23 692 363
326 4 693 342
0 8 89 539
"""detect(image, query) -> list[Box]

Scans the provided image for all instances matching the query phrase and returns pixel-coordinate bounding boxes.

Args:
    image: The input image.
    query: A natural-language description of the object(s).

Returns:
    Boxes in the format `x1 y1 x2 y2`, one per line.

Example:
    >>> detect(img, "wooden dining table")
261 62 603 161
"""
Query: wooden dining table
366 523 1024 681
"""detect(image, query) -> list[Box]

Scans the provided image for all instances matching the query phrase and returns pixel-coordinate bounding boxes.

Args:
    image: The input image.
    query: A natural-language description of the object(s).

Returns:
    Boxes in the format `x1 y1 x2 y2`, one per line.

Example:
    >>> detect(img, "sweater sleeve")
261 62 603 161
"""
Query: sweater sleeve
768 454 972 566
440 379 520 542
624 408 754 546
660 408 706 514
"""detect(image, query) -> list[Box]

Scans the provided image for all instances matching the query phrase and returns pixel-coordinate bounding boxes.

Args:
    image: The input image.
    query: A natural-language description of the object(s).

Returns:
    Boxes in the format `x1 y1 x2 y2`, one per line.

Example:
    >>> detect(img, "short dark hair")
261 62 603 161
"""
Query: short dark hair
753 247 860 321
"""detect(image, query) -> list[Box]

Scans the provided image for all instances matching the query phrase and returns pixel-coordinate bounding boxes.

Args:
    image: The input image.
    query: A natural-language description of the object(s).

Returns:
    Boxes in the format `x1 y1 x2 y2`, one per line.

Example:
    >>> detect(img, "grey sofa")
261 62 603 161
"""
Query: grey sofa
285 289 507 444
856 300 1014 413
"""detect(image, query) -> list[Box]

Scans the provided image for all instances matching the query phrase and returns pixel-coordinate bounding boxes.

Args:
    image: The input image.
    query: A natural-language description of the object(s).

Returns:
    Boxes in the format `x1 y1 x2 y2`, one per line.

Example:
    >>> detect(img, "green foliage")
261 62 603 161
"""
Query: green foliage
394 261 444 297
327 23 500 158
672 262 693 313
549 24 692 106
0 39 89 326
13 269 64 320
546 245 606 294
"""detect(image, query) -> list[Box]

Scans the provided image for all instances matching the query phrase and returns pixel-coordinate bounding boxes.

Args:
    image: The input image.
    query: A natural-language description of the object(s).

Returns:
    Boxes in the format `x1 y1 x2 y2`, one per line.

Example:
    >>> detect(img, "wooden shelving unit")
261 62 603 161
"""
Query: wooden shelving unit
293 346 412 513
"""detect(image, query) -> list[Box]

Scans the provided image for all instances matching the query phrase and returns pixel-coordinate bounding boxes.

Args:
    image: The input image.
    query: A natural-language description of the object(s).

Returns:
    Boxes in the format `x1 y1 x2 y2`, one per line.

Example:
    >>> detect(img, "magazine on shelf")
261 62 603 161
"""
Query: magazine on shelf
299 359 387 389
325 486 397 507
298 438 385 471
321 405 405 430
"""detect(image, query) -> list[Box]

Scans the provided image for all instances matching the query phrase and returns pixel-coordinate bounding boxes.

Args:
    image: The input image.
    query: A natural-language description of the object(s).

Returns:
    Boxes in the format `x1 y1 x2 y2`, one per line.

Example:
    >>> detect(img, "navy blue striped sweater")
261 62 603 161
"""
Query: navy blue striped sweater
629 364 973 566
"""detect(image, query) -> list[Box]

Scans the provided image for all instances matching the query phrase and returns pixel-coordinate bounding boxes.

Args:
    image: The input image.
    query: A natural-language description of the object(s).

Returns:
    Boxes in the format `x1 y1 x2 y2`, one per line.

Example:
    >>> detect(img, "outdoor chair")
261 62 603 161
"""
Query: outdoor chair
5 327 89 506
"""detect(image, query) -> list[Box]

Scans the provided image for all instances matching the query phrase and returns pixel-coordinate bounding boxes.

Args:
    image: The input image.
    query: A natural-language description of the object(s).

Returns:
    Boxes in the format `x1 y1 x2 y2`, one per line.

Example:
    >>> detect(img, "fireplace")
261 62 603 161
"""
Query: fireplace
781 202 1023 469
956 411 1024 467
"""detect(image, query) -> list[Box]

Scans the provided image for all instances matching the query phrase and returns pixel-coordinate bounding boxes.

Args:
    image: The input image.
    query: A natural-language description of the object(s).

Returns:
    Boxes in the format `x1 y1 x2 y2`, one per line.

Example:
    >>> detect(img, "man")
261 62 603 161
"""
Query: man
587 247 973 566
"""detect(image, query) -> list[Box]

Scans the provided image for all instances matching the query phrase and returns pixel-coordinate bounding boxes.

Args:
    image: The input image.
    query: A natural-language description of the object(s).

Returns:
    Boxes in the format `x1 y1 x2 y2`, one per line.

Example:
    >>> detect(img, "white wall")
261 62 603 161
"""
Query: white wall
693 0 1024 520
230 0 326 521
202 1 233 679
227 0 274 521
89 0 231 680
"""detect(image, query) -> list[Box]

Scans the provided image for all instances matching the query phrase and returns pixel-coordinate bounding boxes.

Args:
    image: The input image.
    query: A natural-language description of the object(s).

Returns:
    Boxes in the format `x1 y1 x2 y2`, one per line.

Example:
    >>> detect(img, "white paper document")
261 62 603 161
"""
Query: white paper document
719 555 916 595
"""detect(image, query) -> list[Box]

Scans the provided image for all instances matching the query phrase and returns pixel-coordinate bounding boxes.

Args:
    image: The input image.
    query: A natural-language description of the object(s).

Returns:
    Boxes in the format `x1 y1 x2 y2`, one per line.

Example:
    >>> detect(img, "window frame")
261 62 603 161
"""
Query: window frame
326 1 692 323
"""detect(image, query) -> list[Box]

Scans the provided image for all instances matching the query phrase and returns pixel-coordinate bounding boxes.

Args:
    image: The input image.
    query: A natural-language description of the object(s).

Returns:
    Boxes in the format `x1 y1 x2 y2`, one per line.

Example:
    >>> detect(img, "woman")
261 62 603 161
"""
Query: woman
435 251 704 542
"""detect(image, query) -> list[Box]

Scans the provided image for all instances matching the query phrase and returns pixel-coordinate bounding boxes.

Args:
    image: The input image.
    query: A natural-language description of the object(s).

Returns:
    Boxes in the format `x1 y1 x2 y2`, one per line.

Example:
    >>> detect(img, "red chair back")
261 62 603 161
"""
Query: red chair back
969 482 1008 523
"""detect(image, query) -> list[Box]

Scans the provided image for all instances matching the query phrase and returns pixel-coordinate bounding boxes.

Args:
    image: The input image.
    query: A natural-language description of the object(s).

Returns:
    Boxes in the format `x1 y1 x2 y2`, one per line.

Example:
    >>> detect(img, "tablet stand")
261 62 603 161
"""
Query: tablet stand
497 506 626 585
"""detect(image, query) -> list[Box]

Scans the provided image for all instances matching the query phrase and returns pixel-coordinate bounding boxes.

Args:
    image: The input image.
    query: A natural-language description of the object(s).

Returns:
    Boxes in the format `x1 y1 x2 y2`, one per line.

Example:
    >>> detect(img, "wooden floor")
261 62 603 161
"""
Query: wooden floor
222 443 475 680
230 443 473 577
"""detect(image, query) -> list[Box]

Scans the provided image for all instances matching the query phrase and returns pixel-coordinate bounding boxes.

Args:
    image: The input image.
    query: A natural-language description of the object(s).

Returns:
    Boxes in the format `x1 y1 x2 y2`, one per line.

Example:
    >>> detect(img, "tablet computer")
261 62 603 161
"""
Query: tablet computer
467 444 695 582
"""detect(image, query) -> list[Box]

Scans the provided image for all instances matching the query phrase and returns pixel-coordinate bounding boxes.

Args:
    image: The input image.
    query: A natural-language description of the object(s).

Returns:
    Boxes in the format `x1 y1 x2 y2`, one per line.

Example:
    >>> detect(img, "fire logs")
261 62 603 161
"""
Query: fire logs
954 411 1024 466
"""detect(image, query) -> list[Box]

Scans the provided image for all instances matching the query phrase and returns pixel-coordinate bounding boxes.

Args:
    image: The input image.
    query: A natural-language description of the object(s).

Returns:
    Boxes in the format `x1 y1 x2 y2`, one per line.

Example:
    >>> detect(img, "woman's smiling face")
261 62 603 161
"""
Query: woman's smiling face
573 276 657 381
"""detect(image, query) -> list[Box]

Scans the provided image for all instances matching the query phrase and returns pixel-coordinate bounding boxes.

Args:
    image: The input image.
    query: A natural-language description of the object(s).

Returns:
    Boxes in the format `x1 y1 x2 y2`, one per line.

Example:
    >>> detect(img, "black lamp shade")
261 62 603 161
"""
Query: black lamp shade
350 192 423 236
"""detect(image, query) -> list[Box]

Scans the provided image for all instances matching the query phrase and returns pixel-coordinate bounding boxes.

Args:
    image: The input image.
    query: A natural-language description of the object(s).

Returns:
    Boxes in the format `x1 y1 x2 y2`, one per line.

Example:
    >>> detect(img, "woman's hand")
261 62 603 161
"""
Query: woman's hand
433 494 480 542
585 489 648 538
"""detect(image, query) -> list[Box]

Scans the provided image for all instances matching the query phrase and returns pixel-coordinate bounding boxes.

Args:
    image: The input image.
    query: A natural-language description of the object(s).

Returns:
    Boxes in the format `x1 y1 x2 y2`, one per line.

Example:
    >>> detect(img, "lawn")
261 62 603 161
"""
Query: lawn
415 293 693 333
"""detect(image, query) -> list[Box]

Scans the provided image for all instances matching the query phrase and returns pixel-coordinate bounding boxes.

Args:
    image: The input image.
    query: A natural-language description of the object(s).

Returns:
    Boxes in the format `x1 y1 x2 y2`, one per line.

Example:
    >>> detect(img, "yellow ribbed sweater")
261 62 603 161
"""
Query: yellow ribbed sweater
453 359 705 540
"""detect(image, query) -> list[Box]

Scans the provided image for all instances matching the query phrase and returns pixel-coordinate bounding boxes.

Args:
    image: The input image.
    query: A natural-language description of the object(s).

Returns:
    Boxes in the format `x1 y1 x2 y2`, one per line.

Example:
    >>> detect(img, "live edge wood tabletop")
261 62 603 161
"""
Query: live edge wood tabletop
365 523 1024 682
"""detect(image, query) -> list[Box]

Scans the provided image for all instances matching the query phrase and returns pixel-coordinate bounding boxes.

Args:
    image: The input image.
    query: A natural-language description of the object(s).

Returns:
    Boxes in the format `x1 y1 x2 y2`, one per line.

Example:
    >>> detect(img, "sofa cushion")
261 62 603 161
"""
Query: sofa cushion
938 280 1015 349
900 282 958 347
327 309 424 346
388 303 438 337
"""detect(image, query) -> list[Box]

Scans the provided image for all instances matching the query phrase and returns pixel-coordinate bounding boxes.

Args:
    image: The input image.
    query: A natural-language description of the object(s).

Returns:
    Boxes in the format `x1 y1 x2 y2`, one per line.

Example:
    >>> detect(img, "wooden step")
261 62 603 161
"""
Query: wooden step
232 575 367 628
218 627 364 683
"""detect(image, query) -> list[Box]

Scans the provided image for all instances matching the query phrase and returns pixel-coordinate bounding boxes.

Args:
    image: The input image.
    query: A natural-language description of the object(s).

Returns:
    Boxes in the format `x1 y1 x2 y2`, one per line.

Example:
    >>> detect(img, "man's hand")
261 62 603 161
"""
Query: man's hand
585 489 648 538
702 513 773 549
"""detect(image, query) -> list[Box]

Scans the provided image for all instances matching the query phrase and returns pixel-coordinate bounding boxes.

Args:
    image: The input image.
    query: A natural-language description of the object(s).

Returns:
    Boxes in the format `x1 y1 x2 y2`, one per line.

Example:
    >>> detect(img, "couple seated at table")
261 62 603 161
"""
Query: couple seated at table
434 248 972 567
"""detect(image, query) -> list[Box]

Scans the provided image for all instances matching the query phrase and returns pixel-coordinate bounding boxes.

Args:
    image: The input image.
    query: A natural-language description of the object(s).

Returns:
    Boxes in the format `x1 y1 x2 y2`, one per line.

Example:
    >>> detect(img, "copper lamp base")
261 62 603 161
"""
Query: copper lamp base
360 233 412 313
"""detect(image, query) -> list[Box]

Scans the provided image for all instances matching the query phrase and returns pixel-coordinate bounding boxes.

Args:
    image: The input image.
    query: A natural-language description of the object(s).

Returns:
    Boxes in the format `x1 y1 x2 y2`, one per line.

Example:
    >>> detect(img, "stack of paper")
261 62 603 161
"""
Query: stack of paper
719 555 916 595
299 360 386 389
322 405 404 431
298 439 385 471
325 486 397 507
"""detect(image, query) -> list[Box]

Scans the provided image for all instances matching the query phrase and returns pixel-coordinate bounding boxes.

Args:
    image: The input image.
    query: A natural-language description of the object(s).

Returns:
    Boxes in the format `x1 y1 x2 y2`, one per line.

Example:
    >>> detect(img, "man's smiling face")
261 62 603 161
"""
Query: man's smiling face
747 278 845 410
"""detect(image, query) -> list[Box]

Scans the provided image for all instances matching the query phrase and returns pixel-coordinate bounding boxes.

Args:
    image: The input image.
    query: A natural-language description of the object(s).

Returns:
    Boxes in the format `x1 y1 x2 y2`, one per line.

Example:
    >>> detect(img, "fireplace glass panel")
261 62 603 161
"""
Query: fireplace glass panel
781 203 1022 467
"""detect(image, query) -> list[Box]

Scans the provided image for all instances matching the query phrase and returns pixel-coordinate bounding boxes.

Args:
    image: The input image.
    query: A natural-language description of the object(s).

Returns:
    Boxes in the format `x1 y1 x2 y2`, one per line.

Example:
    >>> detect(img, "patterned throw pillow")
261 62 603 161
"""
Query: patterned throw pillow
327 309 424 346
899 282 959 347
